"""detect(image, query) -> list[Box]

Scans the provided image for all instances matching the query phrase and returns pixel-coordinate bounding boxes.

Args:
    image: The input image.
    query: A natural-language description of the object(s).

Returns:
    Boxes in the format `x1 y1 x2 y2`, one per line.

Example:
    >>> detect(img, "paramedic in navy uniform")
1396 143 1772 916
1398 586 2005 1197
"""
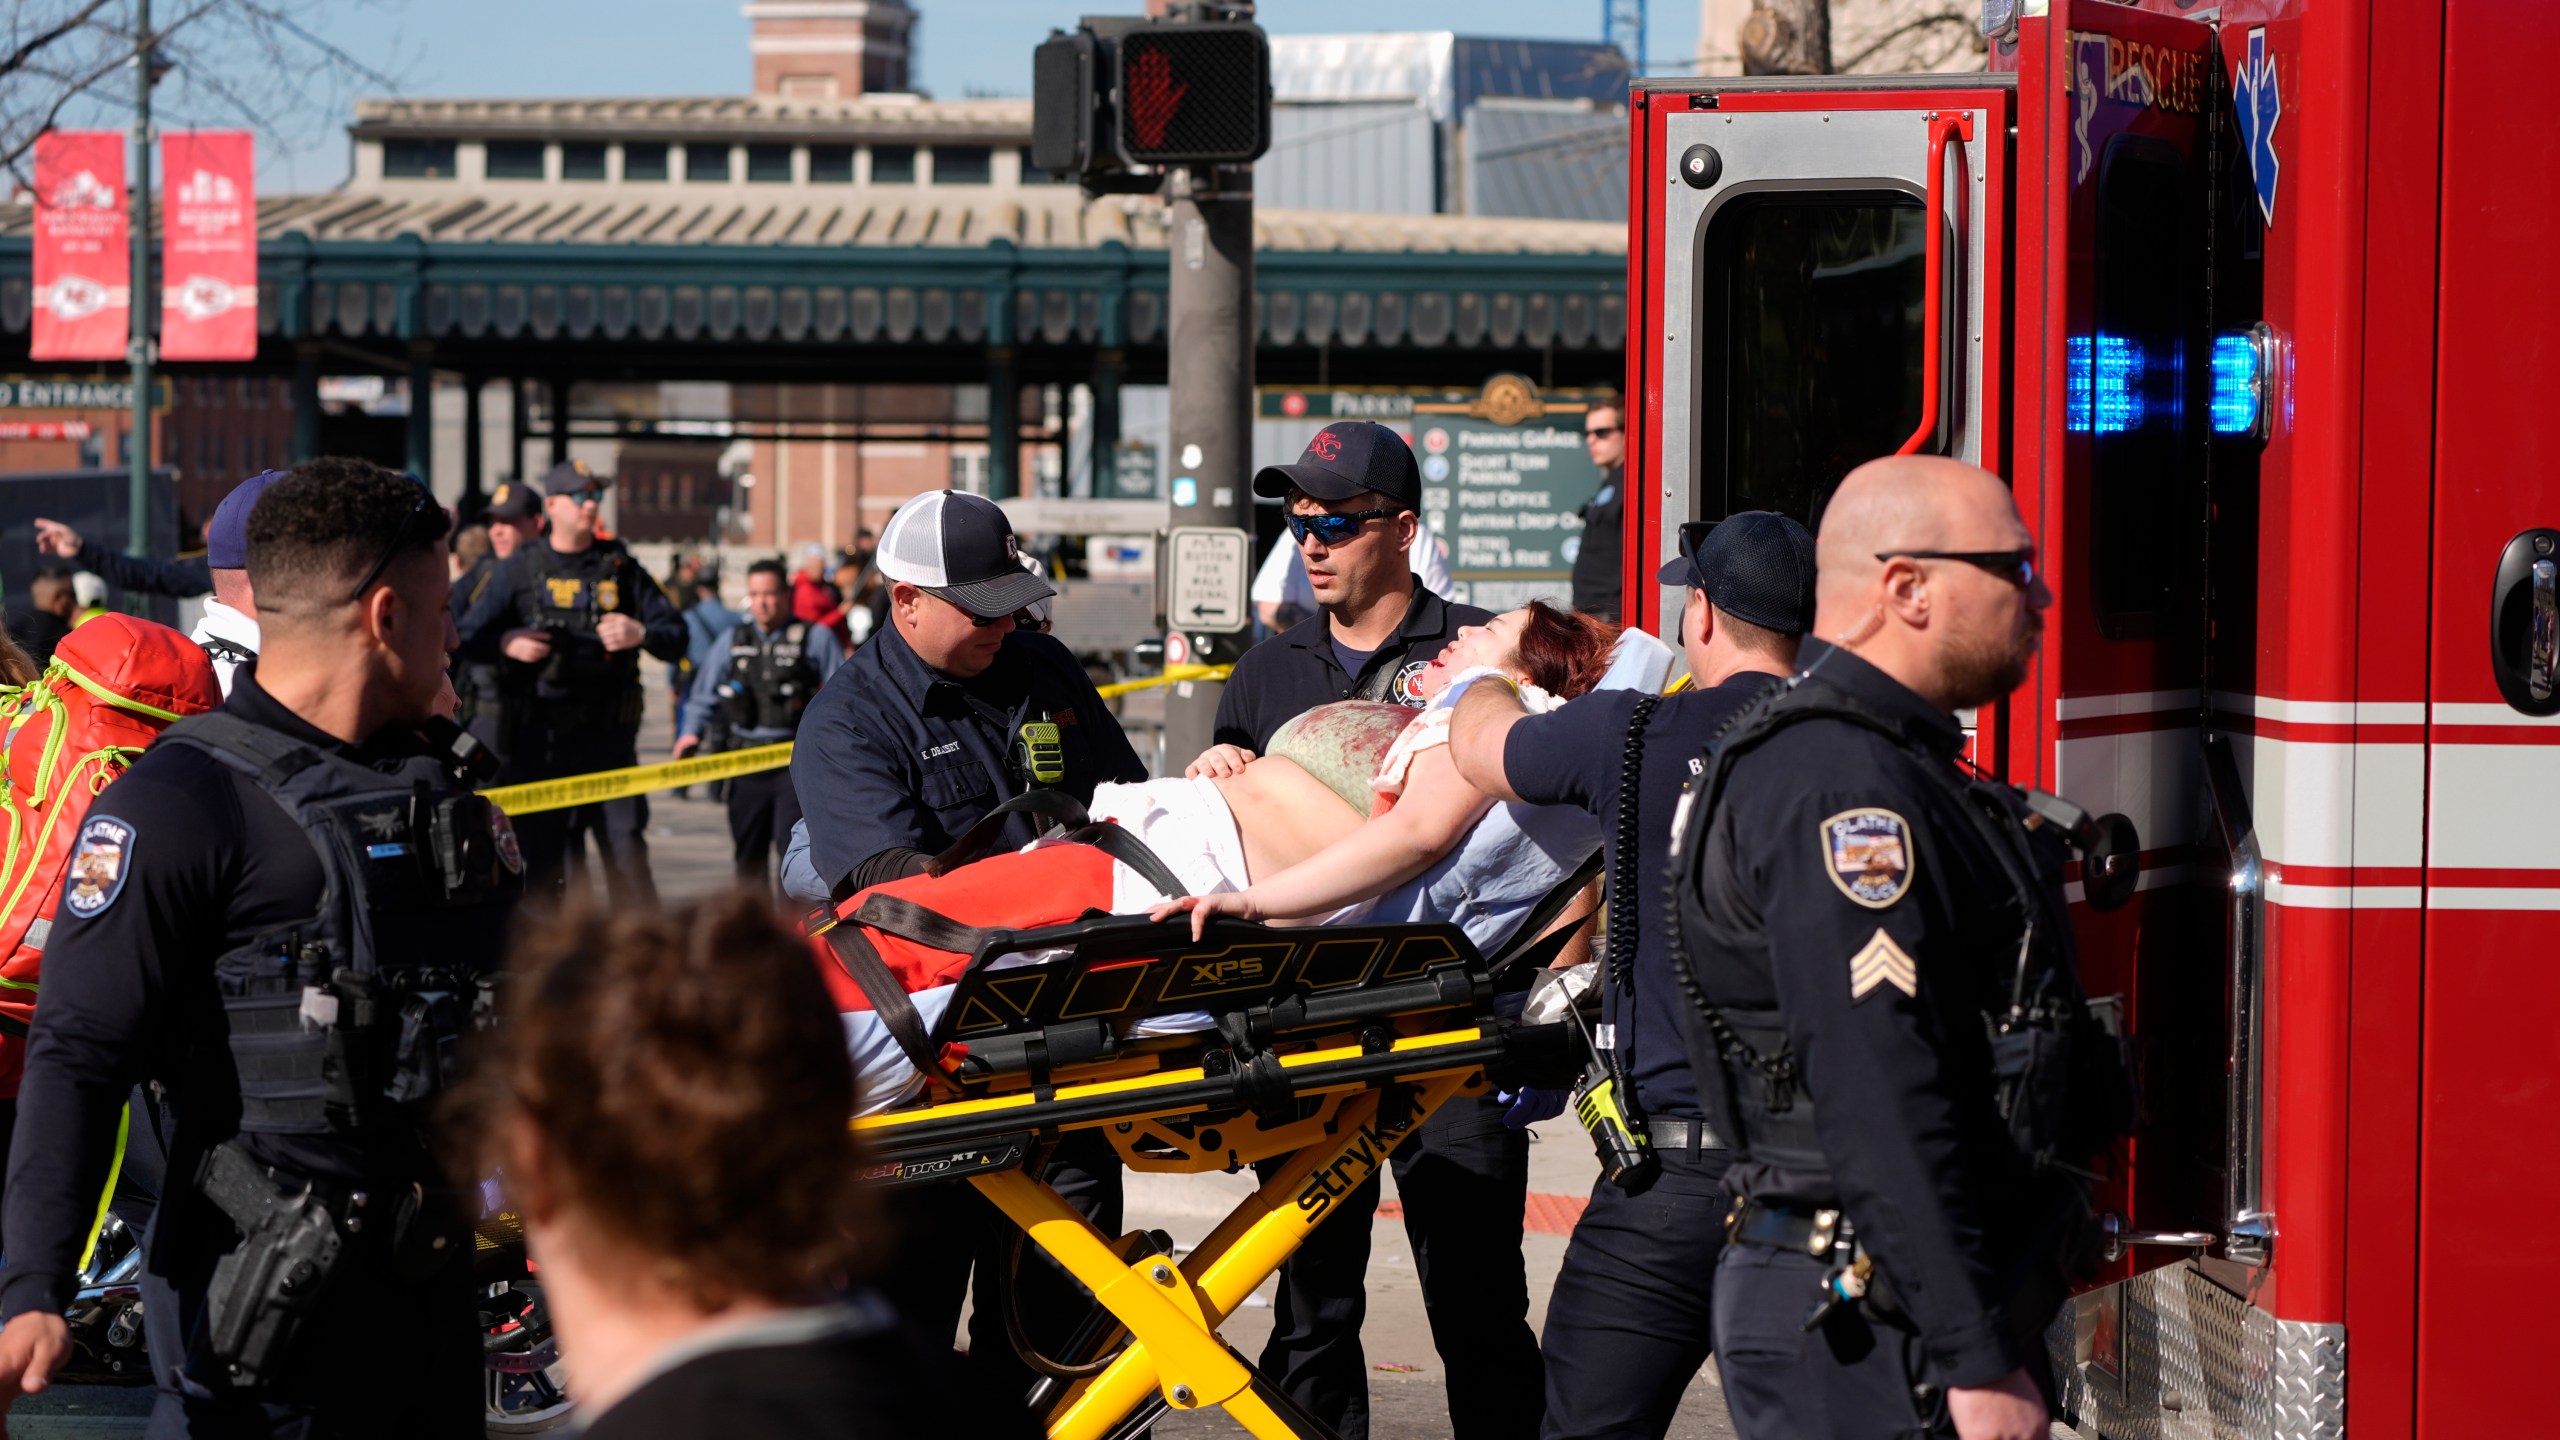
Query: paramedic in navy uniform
1674 457 2093 1440
1190 421 1525 1440
1448 511 1815 1440
787 487 1144 1401
0 459 512 1437
1196 420 1492 769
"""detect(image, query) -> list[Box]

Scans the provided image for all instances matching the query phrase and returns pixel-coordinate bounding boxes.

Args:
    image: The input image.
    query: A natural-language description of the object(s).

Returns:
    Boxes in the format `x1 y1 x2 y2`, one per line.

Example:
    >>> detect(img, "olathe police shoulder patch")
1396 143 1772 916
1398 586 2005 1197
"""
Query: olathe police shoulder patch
65 815 136 918
1821 807 1914 909
1848 927 1919 1002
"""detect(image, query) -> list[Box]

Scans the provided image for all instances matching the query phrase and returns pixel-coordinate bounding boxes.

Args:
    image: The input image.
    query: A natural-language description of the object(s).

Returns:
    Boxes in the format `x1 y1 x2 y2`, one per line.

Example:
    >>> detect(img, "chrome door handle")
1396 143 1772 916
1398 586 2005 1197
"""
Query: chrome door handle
2491 530 2560 714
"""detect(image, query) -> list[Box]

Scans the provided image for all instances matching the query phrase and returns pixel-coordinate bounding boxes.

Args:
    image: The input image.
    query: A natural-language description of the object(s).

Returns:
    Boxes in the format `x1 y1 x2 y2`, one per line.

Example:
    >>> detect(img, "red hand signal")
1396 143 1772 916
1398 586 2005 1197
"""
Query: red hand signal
1126 47 1189 152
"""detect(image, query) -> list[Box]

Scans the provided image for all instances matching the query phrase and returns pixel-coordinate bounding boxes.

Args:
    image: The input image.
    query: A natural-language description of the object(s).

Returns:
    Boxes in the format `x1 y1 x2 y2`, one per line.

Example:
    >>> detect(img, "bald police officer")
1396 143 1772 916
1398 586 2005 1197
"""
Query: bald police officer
1668 458 2127 1440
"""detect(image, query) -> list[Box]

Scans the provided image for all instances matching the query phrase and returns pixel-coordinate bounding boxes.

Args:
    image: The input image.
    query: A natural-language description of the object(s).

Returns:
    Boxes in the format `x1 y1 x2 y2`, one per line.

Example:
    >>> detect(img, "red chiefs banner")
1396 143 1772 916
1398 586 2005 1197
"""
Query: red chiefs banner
30 131 129 362
160 131 257 361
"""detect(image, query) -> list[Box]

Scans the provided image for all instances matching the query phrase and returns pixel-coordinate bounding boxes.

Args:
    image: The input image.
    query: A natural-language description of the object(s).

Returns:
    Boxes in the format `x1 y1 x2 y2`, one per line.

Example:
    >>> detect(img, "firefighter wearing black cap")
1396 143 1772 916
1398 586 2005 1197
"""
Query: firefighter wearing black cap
1447 511 1814 1440
1184 420 1518 1440
1198 419 1494 770
1666 457 2128 1440
456 460 686 900
448 478 545 760
0 459 520 1436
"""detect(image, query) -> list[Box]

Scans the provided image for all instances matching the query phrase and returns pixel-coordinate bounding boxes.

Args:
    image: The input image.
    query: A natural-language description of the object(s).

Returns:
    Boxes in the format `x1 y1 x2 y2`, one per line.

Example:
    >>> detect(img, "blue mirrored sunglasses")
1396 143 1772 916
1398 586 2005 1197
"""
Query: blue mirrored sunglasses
1286 507 1401 546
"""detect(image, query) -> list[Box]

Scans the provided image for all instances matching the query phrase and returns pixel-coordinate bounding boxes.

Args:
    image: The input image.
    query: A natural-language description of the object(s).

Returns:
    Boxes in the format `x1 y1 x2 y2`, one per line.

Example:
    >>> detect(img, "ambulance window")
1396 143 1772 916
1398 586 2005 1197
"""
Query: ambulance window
2086 137 2201 630
1696 193 1930 533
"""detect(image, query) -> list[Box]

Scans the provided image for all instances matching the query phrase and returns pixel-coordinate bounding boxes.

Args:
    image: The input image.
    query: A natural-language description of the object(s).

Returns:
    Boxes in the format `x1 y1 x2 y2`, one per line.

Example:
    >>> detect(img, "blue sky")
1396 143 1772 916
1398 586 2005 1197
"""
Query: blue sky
67 0 1701 193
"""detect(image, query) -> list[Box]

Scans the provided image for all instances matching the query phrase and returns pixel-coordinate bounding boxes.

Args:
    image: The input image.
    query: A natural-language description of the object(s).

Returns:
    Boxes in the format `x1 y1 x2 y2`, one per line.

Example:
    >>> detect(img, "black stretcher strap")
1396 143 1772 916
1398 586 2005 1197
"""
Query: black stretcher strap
823 926 948 1083
926 791 1092 876
1058 821 1188 901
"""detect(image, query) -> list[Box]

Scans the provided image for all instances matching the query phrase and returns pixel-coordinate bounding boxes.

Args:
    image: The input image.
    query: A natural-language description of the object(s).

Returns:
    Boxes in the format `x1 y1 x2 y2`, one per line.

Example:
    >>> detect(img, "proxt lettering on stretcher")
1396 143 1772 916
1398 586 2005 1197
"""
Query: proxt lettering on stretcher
812 631 1671 1440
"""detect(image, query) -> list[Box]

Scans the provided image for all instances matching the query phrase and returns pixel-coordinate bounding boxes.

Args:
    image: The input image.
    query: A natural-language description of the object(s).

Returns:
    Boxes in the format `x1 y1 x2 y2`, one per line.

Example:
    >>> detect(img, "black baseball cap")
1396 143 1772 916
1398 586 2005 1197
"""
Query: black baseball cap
1252 421 1422 508
876 489 1055 620
542 459 609 497
1657 511 1818 635
483 480 540 521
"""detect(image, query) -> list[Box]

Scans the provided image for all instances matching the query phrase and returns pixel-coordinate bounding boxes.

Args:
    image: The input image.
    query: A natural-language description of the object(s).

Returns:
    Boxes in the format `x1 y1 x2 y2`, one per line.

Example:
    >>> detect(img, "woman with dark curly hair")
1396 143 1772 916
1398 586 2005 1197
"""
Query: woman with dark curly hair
449 893 1032 1440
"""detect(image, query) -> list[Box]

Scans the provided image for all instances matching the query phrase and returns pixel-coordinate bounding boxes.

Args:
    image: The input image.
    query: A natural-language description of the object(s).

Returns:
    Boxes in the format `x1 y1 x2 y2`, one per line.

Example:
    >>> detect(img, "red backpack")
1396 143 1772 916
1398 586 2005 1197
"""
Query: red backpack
0 615 222 1089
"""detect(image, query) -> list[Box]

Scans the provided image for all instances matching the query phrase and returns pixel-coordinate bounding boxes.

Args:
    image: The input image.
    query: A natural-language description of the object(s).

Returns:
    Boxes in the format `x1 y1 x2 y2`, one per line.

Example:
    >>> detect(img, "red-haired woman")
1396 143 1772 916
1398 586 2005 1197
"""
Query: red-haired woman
453 894 1034 1440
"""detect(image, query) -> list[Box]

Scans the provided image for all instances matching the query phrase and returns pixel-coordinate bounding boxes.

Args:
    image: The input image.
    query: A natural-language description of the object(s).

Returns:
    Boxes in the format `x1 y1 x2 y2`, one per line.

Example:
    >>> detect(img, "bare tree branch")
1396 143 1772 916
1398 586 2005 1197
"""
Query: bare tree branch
0 0 113 83
1838 10 1975 74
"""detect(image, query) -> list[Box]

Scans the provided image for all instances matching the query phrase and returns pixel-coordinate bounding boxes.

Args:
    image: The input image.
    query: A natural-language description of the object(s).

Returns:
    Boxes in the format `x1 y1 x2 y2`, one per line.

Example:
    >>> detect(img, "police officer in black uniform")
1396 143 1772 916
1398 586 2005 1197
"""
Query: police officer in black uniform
782 489 1144 1402
1446 512 1815 1440
456 460 686 901
0 458 520 1437
1568 401 1628 622
674 557 841 889
1666 458 2126 1440
448 479 544 760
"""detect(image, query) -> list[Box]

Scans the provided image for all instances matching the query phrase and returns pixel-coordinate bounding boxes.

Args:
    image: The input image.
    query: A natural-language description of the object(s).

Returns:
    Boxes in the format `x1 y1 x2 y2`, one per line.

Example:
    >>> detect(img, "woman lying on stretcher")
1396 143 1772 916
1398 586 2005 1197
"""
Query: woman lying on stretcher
827 601 1659 1111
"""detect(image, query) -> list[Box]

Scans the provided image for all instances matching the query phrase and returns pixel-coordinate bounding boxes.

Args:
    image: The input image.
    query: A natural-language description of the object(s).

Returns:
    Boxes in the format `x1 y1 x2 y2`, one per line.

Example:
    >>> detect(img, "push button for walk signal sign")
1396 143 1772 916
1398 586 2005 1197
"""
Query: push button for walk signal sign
1168 527 1250 632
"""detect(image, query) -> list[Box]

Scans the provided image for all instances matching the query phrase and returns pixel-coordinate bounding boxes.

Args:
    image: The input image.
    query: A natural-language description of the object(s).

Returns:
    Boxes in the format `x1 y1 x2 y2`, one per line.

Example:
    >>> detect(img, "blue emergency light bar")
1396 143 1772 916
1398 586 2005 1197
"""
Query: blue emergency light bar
2211 325 2276 439
2066 334 2147 434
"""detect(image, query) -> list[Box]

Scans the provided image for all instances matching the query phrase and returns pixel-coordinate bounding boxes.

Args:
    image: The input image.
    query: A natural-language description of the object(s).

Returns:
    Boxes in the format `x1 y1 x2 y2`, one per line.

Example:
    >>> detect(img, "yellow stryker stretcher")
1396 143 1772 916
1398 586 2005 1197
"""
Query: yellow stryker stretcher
831 859 1596 1440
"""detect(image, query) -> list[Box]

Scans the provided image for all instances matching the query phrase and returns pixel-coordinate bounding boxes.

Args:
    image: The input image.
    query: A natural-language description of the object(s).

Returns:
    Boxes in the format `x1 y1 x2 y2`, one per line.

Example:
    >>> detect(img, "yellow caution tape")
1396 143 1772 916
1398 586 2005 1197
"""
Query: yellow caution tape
485 665 1231 813
481 741 794 817
1096 663 1233 699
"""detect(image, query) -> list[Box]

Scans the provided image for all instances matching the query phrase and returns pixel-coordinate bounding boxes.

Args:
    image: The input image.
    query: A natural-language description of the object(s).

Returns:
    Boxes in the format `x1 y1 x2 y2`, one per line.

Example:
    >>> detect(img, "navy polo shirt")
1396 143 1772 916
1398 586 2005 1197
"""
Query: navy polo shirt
1212 581 1494 753
791 621 1145 892
1501 671 1781 1118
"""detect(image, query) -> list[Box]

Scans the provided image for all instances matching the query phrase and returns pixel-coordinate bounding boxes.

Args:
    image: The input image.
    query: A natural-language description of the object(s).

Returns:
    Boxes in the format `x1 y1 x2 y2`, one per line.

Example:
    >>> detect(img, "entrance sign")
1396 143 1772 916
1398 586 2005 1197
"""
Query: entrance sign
1166 526 1251 631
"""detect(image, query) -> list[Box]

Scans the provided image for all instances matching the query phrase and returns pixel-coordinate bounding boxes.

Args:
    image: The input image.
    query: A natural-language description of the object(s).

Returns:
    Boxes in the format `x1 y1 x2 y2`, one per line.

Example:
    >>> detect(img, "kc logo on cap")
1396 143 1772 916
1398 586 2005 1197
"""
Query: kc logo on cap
1309 429 1344 462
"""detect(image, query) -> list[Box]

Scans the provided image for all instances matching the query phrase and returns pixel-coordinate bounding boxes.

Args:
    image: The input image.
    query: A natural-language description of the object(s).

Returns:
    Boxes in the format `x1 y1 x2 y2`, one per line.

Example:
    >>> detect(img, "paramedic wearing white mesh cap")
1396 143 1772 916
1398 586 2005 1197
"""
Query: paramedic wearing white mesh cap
788 489 1145 901
784 489 1143 1399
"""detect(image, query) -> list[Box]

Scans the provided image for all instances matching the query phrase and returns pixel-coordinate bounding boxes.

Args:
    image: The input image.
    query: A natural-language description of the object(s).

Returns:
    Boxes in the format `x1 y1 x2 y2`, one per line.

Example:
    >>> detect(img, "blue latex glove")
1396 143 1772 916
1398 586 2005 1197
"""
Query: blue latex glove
1498 1086 1570 1128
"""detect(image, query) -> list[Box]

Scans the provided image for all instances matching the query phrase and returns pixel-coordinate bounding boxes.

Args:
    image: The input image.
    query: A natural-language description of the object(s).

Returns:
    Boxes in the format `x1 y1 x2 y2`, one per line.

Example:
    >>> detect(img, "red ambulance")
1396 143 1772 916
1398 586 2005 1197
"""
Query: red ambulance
1620 4 2557 1434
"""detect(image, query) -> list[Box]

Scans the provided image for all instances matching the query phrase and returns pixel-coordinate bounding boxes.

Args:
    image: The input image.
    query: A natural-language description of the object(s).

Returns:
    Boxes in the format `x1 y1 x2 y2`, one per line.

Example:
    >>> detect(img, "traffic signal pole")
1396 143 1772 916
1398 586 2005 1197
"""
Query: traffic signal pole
1032 2 1267 770
1159 159 1255 766
127 0 154 558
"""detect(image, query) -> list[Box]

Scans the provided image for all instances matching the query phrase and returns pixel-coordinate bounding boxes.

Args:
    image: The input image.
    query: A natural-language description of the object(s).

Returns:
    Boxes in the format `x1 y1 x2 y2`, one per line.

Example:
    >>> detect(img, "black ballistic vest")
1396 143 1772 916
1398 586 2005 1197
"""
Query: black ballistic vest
163 712 524 1137
1665 682 2132 1196
720 621 819 732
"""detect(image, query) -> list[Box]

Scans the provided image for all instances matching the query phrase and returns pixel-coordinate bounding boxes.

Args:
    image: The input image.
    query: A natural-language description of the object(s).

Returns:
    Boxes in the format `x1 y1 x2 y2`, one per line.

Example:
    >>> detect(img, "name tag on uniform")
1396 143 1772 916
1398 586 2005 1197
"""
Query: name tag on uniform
923 741 961 759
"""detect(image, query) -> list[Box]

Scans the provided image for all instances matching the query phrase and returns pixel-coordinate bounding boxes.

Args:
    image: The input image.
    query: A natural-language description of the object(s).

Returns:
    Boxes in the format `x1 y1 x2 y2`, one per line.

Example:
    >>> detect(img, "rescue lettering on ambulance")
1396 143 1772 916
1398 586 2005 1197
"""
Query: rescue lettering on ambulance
2104 35 2204 114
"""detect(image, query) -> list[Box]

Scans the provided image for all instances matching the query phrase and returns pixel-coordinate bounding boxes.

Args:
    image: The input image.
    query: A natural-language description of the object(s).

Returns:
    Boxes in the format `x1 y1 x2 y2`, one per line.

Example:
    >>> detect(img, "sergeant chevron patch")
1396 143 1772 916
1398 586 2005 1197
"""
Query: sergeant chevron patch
1848 928 1918 1002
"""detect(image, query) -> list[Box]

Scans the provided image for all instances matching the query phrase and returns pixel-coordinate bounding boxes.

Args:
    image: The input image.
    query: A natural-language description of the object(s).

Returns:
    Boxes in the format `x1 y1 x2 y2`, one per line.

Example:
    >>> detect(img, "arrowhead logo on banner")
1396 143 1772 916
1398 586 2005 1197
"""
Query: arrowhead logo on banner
30 132 129 362
161 132 258 360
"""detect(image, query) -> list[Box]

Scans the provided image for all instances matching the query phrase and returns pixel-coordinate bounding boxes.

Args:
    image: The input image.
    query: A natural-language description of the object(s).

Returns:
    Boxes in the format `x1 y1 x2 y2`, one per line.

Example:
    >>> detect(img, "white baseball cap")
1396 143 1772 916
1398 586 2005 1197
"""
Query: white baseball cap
876 490 1055 620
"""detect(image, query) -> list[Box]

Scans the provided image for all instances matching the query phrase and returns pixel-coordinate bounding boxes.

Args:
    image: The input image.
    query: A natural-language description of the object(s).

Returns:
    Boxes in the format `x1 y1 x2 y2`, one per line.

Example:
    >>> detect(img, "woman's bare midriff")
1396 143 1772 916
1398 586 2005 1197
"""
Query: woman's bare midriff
1211 757 1364 883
